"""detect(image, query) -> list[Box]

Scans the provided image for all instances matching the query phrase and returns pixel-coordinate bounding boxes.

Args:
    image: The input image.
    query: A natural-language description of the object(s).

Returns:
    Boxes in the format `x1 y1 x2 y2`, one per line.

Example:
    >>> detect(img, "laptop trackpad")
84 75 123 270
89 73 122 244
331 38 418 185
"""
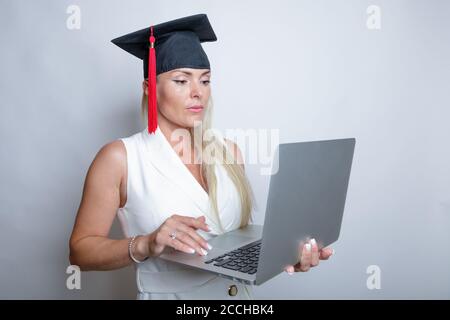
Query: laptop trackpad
209 234 255 251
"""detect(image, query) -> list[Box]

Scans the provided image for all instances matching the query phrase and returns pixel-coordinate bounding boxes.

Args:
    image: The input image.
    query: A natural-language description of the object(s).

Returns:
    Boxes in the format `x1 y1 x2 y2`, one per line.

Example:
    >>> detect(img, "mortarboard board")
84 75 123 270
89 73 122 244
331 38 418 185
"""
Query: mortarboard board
111 14 217 134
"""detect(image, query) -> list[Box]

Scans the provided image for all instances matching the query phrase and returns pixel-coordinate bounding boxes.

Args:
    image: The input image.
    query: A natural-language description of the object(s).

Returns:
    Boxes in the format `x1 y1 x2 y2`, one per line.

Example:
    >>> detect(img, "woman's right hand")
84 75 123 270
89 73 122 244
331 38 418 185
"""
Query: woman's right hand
144 214 212 257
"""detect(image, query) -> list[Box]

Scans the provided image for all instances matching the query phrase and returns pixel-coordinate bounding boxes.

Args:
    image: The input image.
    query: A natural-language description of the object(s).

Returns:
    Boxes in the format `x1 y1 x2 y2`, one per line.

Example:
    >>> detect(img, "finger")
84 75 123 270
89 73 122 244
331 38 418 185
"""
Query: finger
168 237 196 254
160 222 198 255
197 216 211 231
319 247 335 260
175 230 209 256
284 265 295 275
164 217 209 254
178 215 210 232
295 242 312 272
176 223 211 251
310 238 320 267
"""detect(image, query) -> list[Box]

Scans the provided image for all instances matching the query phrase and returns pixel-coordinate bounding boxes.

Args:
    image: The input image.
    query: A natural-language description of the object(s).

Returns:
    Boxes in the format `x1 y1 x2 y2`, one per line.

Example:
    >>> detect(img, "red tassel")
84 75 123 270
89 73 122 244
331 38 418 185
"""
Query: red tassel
148 26 157 134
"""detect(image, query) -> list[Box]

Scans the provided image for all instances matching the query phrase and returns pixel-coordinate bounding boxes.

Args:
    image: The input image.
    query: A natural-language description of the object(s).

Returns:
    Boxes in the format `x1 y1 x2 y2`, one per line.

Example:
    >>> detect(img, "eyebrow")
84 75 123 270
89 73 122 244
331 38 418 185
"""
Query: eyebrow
173 70 211 76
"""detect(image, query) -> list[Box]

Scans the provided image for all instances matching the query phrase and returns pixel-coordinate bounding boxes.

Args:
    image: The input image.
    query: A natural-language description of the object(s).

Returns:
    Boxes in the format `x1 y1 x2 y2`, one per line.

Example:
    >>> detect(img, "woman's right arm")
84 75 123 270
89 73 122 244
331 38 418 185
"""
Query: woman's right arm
69 141 212 271
69 141 140 271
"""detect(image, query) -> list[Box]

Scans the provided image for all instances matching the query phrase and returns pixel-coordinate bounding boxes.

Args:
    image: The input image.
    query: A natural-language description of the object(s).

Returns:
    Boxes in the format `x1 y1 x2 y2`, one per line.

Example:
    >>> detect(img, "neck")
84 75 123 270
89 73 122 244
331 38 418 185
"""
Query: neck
157 112 196 161
157 114 188 143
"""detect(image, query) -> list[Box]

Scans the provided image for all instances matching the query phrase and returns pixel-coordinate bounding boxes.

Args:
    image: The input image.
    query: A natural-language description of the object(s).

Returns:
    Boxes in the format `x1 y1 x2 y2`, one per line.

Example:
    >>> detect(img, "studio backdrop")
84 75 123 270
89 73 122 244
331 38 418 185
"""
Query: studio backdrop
0 0 449 299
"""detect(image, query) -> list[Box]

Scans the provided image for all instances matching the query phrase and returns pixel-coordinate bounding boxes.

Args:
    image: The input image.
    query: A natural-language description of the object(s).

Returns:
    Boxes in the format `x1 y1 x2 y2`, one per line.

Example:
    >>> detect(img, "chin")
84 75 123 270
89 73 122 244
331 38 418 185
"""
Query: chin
186 116 205 127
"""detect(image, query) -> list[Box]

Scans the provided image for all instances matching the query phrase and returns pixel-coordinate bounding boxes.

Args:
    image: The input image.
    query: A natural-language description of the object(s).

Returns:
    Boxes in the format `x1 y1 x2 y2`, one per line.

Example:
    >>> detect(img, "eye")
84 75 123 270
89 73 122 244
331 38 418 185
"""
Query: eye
173 80 187 84
202 80 211 85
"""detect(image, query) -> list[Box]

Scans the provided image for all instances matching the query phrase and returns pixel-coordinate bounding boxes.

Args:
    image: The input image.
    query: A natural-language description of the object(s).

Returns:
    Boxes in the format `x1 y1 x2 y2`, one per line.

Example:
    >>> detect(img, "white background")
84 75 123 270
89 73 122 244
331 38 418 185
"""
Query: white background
0 0 449 299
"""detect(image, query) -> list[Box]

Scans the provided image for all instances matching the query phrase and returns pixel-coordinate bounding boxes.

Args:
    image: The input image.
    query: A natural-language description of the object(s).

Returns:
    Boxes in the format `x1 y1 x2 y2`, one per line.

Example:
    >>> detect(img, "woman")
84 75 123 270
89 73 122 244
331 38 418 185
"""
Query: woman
69 14 334 300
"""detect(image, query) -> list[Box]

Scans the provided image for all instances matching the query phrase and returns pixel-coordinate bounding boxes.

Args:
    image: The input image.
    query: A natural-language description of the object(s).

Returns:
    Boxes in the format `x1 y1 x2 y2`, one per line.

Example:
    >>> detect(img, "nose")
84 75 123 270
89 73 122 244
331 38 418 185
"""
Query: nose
190 81 202 99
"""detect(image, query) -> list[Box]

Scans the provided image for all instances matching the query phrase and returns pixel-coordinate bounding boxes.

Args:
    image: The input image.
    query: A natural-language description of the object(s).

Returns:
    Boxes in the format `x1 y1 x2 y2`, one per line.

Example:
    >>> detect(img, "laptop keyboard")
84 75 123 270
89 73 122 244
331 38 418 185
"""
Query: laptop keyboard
204 240 261 274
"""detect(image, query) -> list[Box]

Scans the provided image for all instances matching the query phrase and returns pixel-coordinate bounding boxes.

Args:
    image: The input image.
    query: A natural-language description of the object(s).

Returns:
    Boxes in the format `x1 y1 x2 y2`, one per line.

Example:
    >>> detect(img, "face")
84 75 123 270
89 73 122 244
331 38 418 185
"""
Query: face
143 68 211 130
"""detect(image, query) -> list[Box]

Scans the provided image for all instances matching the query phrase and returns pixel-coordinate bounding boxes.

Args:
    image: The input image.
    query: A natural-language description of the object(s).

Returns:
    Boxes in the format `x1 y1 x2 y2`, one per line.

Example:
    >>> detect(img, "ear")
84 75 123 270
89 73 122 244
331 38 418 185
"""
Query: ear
142 79 148 96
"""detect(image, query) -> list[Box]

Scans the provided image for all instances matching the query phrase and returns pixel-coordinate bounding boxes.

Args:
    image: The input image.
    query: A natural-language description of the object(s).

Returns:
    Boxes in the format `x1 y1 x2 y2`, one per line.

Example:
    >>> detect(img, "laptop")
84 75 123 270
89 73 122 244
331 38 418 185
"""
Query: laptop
159 137 356 285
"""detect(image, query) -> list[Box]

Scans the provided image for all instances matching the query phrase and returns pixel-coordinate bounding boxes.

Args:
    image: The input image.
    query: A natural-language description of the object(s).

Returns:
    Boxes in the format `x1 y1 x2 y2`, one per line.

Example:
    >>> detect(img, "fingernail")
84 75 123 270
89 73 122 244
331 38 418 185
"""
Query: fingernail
207 243 213 250
305 243 312 251
188 248 195 254
310 238 317 247
331 249 335 255
200 248 208 256
206 224 211 231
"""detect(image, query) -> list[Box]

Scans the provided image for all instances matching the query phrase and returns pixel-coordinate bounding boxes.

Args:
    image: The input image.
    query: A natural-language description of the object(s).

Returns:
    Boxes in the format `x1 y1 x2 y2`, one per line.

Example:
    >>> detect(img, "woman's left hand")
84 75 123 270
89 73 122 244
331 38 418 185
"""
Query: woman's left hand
284 238 335 274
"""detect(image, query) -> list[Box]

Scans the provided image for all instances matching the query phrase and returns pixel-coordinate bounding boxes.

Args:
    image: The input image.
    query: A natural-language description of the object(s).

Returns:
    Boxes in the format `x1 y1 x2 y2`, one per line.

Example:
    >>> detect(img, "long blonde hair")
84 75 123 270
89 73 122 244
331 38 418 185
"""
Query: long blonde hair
141 93 254 231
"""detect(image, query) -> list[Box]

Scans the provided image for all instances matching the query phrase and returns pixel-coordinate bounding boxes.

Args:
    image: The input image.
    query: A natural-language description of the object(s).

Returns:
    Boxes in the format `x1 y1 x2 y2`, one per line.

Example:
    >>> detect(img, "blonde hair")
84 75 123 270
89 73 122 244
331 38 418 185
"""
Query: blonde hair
141 93 254 231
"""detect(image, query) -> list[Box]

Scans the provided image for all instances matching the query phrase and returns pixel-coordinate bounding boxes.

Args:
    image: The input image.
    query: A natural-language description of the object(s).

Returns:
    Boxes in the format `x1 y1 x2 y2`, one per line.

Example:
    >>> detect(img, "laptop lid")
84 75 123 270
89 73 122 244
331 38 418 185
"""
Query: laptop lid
255 138 355 285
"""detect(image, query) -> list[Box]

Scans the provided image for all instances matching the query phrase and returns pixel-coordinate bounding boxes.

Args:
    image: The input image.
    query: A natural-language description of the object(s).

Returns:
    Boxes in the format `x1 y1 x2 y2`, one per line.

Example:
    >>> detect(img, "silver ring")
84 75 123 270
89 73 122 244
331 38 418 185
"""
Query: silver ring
169 231 177 240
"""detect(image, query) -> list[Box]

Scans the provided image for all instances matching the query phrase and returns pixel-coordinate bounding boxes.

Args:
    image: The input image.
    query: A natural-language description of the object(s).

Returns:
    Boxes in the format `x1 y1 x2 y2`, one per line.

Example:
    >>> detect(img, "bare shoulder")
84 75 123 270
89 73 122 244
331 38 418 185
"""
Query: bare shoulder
83 139 127 205
224 138 245 168
69 140 128 245
90 140 126 178
95 140 126 166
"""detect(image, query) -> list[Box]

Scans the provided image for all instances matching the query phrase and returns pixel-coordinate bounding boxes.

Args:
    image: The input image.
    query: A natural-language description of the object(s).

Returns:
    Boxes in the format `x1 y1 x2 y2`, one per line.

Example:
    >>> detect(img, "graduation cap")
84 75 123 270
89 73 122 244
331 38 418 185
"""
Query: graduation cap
111 14 217 134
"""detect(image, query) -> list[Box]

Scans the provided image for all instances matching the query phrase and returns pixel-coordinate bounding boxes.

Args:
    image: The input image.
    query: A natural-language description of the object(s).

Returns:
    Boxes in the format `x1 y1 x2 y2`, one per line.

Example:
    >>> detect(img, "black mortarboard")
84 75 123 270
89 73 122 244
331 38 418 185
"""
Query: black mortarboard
111 14 217 134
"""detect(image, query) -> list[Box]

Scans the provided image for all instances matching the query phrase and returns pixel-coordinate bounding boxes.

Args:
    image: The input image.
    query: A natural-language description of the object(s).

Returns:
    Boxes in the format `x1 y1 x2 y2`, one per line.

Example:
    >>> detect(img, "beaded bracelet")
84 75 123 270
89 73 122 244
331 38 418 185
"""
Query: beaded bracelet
128 235 149 263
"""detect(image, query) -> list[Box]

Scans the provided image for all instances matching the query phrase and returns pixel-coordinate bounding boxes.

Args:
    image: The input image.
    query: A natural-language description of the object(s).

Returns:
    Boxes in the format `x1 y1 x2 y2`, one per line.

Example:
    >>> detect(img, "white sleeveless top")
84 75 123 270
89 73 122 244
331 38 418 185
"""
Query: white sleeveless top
117 126 243 294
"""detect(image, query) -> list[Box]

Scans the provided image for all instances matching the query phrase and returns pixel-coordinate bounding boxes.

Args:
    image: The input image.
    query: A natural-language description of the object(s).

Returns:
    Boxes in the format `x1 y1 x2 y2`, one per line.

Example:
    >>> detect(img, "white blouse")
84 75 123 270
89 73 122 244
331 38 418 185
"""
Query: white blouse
117 126 251 297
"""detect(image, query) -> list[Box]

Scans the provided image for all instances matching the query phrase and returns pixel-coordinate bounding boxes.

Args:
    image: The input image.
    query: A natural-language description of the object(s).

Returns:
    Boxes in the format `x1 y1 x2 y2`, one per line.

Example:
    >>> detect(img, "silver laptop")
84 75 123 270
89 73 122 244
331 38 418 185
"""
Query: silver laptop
160 138 356 285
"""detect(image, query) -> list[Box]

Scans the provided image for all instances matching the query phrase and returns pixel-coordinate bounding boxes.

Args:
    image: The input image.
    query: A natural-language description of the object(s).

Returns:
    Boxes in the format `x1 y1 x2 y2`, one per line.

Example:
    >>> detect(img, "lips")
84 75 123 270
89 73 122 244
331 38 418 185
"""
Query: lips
187 105 204 113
